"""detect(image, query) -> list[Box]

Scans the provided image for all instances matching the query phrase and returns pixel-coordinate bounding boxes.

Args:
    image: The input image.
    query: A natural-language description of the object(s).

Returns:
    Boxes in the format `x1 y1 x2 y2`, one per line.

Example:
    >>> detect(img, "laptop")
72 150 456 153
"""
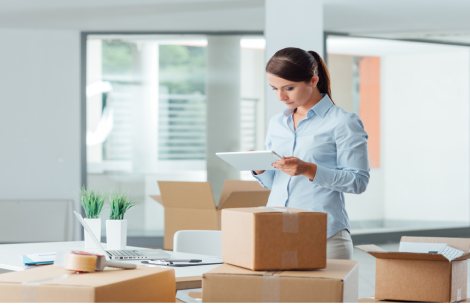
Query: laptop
73 211 170 261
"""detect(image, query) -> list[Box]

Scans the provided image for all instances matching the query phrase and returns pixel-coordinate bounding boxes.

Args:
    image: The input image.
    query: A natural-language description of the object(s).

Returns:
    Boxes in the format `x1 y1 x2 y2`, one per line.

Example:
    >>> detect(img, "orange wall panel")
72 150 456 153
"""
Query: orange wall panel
359 57 381 168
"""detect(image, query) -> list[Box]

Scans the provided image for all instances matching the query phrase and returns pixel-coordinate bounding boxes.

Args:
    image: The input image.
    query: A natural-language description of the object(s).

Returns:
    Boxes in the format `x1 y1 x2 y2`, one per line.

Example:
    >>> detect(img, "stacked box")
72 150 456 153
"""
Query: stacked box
222 207 327 270
203 260 358 302
202 207 359 302
0 265 175 302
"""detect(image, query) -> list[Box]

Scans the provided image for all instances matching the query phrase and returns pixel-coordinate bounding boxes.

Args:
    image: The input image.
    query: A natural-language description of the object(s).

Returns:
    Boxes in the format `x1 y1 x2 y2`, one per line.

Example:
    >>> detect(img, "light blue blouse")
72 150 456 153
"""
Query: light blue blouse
253 94 370 238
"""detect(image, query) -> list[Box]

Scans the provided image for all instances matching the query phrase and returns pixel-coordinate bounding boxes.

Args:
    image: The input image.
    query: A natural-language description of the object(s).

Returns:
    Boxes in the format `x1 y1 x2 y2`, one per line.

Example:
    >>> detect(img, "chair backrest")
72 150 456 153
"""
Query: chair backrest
173 230 222 257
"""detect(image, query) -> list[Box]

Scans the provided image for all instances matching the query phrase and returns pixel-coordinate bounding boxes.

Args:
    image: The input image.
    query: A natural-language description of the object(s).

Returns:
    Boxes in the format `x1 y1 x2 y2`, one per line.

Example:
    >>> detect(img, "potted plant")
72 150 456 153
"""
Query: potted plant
80 188 104 250
106 194 134 250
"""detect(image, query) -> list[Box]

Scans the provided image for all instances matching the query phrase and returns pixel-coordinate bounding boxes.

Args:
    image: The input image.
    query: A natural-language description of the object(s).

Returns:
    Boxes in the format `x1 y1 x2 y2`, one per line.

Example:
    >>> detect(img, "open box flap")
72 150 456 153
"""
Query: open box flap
157 181 215 209
218 191 269 209
356 244 386 253
218 180 268 206
368 251 450 261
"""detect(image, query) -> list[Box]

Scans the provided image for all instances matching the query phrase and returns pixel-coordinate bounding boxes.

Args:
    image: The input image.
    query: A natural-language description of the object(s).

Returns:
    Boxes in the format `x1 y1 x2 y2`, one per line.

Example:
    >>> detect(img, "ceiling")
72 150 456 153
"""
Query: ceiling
0 0 470 43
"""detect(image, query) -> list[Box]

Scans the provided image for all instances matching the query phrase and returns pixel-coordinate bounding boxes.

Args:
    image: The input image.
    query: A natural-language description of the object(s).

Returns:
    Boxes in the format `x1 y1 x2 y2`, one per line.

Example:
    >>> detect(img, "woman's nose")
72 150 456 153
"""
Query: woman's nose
278 91 288 101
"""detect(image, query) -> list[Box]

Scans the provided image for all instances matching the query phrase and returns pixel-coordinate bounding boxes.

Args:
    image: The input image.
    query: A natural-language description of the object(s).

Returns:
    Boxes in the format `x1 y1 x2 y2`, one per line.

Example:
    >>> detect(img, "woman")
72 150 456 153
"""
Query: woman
253 47 370 259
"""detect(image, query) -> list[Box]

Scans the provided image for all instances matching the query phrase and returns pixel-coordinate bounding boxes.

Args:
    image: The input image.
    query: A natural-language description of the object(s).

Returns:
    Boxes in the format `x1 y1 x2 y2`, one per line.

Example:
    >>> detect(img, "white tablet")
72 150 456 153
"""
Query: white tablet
216 150 282 171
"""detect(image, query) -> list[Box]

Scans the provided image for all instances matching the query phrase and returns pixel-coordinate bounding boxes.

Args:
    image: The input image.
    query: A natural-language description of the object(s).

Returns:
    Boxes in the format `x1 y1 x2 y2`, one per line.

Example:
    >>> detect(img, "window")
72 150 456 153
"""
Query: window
85 34 265 236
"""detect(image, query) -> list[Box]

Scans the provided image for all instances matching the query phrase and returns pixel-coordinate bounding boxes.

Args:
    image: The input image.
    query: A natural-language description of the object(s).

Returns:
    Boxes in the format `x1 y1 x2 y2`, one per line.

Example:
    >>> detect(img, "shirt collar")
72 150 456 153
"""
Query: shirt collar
283 94 334 118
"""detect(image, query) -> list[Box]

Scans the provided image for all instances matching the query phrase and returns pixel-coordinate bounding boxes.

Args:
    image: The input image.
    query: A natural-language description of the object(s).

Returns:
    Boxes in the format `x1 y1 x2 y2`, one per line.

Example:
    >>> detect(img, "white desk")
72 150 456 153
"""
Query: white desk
0 241 219 289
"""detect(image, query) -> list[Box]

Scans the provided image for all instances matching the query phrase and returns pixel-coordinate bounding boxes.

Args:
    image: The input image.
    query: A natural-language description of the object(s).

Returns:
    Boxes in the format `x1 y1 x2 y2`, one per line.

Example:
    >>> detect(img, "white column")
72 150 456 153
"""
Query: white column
136 42 162 234
86 39 103 164
206 36 241 200
135 41 159 173
264 0 324 124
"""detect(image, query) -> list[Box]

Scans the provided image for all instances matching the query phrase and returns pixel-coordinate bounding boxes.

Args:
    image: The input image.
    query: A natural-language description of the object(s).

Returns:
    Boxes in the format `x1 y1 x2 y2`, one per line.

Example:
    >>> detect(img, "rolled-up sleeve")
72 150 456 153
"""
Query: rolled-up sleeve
312 113 370 194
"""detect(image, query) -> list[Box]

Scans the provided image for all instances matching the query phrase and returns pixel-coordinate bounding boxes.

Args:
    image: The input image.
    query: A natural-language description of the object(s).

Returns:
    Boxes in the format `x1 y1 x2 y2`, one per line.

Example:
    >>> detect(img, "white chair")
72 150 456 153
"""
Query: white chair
173 230 222 257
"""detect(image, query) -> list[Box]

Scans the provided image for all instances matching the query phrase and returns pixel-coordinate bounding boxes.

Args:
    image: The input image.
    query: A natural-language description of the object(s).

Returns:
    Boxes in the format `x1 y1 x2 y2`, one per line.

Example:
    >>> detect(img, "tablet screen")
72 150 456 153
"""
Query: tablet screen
215 150 281 171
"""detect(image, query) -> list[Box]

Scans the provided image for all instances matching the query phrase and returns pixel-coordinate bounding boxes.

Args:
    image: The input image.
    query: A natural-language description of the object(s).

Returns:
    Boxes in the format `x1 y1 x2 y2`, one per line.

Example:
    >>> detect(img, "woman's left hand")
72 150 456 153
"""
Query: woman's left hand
272 156 317 180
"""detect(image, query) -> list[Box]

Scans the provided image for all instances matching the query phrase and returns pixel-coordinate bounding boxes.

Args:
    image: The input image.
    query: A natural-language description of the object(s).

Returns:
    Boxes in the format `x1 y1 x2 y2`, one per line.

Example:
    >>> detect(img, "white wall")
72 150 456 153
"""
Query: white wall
0 28 81 240
346 169 385 221
382 50 470 222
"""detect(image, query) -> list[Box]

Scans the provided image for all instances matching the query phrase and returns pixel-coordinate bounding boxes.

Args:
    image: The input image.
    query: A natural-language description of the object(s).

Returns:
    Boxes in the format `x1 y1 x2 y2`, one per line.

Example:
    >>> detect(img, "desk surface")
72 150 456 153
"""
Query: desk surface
0 241 220 289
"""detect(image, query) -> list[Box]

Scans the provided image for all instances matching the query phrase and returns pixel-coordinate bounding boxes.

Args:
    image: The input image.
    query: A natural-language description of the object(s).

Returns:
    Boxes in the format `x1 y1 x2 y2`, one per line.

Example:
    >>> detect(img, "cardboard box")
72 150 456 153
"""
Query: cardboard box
0 265 176 302
222 207 327 270
358 236 470 303
154 180 270 250
202 260 358 302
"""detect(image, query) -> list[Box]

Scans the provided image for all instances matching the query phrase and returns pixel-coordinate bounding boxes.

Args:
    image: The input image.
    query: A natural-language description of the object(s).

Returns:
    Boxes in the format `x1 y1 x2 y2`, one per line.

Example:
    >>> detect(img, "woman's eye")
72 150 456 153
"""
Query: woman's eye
271 87 278 91
286 87 294 91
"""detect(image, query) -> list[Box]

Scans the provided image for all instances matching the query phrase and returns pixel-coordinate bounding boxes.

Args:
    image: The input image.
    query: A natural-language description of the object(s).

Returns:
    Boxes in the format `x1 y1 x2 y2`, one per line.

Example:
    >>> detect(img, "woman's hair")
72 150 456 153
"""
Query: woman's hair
265 47 332 99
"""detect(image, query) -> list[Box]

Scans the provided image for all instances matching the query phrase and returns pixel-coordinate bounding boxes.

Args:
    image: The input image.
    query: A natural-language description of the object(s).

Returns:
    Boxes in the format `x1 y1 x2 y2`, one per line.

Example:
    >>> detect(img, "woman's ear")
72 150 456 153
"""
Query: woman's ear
310 75 319 87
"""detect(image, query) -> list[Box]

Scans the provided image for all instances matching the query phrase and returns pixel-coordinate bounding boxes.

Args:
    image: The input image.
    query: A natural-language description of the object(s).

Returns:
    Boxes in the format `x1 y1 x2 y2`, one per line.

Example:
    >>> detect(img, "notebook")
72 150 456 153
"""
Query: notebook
73 211 170 260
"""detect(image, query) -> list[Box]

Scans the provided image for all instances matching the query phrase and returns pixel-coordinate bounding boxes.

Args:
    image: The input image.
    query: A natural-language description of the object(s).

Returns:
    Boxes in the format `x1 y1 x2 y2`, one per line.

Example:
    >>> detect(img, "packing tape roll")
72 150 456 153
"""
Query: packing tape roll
64 251 97 273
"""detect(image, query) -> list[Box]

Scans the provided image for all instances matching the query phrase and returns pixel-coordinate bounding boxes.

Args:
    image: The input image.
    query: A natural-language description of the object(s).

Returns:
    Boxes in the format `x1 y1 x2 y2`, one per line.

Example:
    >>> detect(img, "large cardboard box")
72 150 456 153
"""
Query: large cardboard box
202 260 358 302
154 180 270 250
0 265 176 302
358 236 470 303
222 207 327 270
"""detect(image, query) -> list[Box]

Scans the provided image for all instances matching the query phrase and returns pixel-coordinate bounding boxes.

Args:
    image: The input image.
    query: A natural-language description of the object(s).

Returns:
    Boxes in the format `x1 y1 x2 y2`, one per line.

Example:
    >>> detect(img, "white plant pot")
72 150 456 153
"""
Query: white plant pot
84 218 101 251
106 219 128 250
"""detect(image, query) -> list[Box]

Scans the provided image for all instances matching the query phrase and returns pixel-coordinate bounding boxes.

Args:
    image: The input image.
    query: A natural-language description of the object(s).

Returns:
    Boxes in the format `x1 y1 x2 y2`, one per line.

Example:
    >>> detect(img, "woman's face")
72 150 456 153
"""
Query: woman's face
267 73 319 110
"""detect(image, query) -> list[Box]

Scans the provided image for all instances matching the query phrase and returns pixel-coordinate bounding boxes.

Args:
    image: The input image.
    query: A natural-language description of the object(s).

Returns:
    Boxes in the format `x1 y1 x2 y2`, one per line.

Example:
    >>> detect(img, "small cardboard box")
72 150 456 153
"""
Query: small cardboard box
154 180 270 250
222 207 327 270
0 265 176 302
358 236 470 303
202 260 358 302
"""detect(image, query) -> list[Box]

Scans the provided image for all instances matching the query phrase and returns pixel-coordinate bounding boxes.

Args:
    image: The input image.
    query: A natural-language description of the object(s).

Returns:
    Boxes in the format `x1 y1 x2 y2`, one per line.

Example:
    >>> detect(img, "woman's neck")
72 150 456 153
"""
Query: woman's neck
296 91 323 116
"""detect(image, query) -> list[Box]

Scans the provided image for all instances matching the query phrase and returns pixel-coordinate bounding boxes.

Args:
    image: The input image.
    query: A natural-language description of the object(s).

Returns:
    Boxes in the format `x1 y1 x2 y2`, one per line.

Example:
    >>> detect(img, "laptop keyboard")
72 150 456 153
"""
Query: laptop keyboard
106 249 170 260
106 250 147 259
108 250 138 256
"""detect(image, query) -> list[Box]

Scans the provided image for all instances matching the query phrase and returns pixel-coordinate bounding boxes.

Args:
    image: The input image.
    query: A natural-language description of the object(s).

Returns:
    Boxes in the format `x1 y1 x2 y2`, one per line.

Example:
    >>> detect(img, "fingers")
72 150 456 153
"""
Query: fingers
272 156 299 170
280 157 298 165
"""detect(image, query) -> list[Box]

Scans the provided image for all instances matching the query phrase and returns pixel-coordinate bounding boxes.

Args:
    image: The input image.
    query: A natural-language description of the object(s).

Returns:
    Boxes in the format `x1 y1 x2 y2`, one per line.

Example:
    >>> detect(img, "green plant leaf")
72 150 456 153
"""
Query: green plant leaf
109 193 134 220
80 187 104 218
